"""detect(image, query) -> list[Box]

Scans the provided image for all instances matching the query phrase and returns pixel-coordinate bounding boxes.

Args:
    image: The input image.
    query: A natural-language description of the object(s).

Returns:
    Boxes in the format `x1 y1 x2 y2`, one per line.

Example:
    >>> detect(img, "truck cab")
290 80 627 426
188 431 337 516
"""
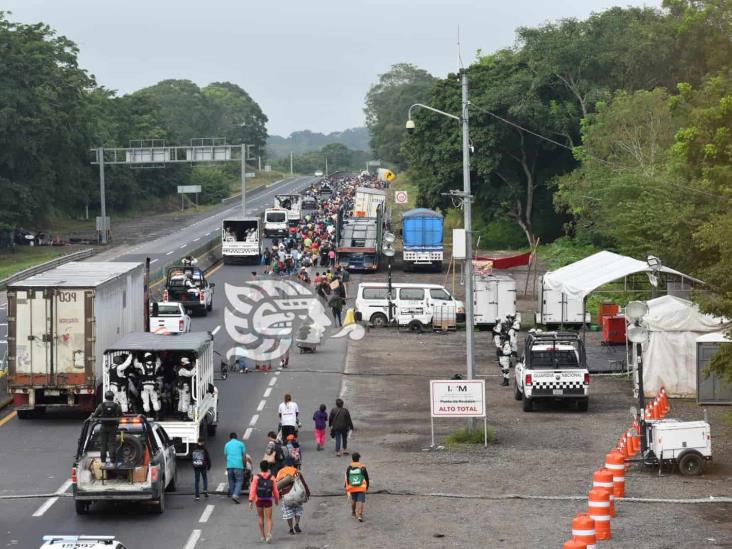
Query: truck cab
72 415 177 514
263 208 289 237
514 331 590 412
163 265 214 316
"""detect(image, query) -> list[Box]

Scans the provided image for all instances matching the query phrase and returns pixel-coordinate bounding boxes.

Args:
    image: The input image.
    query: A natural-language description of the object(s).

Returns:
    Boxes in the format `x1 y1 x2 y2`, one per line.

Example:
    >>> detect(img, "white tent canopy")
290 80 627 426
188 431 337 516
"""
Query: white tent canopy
637 295 726 397
543 251 695 300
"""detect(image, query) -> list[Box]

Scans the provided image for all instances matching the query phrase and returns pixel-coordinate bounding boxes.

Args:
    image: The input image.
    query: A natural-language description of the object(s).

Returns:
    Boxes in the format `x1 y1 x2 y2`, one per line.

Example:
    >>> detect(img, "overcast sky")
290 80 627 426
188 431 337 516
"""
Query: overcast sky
4 0 661 136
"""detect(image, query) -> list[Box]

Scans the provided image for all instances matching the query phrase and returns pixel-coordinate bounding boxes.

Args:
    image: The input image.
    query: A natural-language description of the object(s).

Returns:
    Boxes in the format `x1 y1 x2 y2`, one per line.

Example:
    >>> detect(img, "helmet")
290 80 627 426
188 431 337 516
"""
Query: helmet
104 390 115 401
512 321 520 330
144 352 152 359
181 357 190 365
113 354 126 365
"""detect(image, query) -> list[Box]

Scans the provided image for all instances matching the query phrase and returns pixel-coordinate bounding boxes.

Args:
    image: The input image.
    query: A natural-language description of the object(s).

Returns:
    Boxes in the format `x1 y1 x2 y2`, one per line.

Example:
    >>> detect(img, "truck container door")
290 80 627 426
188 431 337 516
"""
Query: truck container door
10 289 52 386
51 289 89 387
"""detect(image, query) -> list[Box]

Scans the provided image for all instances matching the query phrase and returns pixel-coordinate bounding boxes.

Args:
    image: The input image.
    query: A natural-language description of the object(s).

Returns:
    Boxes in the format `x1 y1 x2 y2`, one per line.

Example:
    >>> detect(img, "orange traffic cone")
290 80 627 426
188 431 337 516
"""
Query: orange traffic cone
605 452 626 498
572 512 597 549
587 487 612 540
660 386 671 415
593 468 616 516
563 540 587 549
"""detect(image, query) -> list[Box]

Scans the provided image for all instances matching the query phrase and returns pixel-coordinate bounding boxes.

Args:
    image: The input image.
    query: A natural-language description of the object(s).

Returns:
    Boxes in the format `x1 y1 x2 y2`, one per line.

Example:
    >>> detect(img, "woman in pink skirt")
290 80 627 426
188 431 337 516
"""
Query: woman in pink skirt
312 403 328 451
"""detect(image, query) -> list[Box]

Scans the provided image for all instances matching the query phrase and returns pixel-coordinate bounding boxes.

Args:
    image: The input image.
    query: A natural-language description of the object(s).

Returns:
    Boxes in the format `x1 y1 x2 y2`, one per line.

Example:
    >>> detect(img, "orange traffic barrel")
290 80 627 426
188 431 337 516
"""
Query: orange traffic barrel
563 540 587 549
587 488 612 540
572 512 596 549
592 468 616 516
605 452 626 498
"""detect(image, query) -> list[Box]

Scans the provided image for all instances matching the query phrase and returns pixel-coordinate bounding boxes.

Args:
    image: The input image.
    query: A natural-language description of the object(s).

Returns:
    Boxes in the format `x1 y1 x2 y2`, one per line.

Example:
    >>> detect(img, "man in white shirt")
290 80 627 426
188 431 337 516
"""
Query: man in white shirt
278 393 300 439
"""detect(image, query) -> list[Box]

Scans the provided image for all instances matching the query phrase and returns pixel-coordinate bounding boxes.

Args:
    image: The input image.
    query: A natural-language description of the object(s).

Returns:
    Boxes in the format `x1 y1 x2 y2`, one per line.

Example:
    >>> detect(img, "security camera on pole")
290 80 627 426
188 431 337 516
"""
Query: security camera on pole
406 69 476 430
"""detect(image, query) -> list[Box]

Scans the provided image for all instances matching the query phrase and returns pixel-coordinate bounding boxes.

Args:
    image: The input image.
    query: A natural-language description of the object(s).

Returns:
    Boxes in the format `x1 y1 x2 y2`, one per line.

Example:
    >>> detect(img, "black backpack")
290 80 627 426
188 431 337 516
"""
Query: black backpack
256 475 273 499
100 401 119 418
191 448 206 468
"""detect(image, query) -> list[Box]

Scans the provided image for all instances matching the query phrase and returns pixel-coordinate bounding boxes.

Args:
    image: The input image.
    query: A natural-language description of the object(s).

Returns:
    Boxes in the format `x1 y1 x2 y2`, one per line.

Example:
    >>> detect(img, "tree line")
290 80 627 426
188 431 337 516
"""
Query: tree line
0 12 268 229
364 0 732 380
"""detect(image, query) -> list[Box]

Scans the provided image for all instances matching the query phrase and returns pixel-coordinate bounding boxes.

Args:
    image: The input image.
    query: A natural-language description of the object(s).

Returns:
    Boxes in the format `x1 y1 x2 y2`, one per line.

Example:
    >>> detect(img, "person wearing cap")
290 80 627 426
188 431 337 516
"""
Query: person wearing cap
175 356 194 420
285 434 302 469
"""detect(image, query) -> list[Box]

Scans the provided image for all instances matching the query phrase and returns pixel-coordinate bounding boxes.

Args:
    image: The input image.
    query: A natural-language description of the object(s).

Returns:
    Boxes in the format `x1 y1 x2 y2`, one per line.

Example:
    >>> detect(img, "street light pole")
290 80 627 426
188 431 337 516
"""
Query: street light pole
98 147 108 244
241 144 247 216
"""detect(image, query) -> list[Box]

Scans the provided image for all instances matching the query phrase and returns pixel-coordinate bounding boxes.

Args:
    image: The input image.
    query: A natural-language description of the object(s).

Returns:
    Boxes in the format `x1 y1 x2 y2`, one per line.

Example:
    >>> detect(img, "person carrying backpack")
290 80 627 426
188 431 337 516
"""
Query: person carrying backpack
285 434 302 469
191 439 211 501
249 460 280 543
275 456 311 535
345 452 369 522
263 431 285 476
313 403 328 451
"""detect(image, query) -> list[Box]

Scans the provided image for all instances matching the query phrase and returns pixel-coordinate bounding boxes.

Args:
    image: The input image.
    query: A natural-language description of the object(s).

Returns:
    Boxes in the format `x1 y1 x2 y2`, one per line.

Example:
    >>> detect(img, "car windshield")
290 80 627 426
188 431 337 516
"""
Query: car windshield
267 212 286 222
530 349 580 370
155 305 180 315
430 289 451 301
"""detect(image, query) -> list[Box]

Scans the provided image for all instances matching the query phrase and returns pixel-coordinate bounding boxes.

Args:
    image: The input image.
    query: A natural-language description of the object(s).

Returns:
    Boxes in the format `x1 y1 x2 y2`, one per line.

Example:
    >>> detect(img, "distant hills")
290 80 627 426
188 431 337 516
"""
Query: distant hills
267 127 371 158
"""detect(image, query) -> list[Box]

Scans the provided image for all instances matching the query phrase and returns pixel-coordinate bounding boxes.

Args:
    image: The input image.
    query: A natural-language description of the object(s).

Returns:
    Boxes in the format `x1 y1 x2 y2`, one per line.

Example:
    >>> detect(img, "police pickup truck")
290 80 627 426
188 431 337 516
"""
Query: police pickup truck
163 265 214 316
72 415 177 514
514 331 589 412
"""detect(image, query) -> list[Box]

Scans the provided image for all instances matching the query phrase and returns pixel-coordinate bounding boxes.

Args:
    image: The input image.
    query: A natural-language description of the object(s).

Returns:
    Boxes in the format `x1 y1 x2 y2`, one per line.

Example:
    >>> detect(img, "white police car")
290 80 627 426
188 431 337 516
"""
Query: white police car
40 535 127 548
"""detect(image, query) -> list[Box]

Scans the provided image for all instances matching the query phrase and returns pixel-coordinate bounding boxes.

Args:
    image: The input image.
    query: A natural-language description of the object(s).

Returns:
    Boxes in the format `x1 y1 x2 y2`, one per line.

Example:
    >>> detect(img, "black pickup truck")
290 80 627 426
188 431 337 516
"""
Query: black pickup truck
163 265 214 316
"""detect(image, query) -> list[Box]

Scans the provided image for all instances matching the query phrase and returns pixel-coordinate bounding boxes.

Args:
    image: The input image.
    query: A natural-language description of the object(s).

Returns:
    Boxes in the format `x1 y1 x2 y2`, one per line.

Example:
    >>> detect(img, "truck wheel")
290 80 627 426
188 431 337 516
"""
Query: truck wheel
16 409 35 419
678 452 704 476
207 298 213 312
223 256 230 265
75 500 90 515
207 422 217 437
577 399 589 412
407 320 423 333
514 384 523 401
432 261 442 273
166 467 177 492
522 395 533 412
370 313 388 328
153 486 165 514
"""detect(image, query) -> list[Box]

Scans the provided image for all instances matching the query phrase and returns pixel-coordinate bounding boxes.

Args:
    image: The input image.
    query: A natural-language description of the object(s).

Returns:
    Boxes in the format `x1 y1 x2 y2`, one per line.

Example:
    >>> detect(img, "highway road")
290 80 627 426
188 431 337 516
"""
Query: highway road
0 174 363 548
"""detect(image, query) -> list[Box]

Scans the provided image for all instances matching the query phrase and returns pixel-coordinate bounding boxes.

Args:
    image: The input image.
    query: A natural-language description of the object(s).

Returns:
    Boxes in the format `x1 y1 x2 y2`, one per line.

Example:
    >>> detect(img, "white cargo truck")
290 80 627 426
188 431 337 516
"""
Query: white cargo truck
473 274 517 326
103 332 219 456
535 274 591 327
222 218 261 264
7 262 146 418
353 187 386 218
274 194 302 223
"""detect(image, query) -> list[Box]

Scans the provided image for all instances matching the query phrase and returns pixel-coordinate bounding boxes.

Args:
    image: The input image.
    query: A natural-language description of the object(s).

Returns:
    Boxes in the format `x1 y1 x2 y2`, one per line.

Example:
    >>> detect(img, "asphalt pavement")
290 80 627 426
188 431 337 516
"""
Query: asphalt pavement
0 175 361 548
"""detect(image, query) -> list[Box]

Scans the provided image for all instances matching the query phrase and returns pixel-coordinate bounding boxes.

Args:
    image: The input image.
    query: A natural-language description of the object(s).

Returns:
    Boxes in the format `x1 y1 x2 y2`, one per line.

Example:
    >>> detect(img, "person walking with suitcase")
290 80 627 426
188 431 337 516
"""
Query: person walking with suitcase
191 439 211 501
249 460 280 543
329 398 354 457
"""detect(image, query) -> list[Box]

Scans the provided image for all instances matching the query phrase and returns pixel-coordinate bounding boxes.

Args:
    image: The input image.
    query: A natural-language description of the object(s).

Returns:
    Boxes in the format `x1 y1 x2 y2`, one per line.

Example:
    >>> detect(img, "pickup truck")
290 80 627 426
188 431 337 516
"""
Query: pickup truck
72 415 177 514
150 302 191 334
514 331 590 412
163 265 214 316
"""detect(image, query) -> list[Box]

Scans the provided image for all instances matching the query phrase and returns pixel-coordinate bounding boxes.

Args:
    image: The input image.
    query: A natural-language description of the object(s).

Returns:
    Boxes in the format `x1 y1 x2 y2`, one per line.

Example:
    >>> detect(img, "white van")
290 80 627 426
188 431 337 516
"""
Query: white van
355 282 465 330
263 208 289 237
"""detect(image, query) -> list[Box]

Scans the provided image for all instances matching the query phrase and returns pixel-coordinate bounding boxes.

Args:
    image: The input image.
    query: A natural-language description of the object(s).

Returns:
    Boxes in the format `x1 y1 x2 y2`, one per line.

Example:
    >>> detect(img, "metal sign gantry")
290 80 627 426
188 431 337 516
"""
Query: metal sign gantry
90 139 255 244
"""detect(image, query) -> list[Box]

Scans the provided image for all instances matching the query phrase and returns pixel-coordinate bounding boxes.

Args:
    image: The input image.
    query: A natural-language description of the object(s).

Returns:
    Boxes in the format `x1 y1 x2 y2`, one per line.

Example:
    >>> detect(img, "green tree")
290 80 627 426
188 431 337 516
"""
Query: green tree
202 82 268 150
364 63 435 166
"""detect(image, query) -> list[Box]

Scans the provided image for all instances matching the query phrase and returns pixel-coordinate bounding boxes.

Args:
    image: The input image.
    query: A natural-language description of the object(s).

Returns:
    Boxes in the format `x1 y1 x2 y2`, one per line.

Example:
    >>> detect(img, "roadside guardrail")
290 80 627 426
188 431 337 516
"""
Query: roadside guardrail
0 248 95 290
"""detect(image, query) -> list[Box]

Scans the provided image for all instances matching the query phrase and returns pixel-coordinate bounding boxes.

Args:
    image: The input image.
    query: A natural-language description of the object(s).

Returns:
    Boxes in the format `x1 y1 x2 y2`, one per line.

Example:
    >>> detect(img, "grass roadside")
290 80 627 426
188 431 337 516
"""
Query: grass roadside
0 247 75 280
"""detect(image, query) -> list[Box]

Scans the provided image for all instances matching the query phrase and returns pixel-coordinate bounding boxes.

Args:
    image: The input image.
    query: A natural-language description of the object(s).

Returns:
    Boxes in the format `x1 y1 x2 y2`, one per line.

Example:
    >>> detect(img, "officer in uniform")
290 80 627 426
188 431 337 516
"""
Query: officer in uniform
175 356 194 420
493 318 504 362
499 341 512 386
508 318 521 366
136 352 162 418
92 390 122 463
108 354 132 413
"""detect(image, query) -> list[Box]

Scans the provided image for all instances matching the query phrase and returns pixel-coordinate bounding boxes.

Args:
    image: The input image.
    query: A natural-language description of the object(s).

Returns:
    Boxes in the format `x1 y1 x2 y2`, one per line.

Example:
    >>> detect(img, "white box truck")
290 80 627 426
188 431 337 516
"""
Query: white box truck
7 262 145 417
274 194 302 223
473 274 517 326
353 187 386 218
103 332 219 456
535 275 591 327
222 218 261 264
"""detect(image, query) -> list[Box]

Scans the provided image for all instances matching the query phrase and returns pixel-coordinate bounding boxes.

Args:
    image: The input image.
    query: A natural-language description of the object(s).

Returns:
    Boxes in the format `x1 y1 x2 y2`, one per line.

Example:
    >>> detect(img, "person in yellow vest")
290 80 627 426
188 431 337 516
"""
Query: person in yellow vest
344 452 369 522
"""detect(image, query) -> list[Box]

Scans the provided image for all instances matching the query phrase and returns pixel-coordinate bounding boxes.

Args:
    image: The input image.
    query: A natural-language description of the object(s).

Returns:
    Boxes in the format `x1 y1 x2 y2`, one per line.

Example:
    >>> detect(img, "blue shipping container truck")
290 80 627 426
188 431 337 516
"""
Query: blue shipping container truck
401 208 443 271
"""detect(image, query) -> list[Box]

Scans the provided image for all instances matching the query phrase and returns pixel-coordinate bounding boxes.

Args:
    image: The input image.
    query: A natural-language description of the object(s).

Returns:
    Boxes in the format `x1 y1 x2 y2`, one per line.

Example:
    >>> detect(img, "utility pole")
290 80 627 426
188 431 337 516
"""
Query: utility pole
290 151 293 175
325 156 328 176
461 70 476 430
98 147 108 244
241 144 247 216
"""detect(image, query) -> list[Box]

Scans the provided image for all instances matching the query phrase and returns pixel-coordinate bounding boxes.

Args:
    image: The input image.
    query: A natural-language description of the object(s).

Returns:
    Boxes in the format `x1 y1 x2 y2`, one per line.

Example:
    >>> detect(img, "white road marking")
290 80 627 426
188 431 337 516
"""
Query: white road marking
263 388 272 398
193 237 201 242
216 482 225 492
179 244 187 249
150 258 159 264
256 400 266 412
166 250 174 256
204 232 211 236
183 529 201 549
274 371 281 377
32 479 72 517
268 377 277 387
212 325 221 336
198 504 215 523
249 414 259 426
243 427 253 440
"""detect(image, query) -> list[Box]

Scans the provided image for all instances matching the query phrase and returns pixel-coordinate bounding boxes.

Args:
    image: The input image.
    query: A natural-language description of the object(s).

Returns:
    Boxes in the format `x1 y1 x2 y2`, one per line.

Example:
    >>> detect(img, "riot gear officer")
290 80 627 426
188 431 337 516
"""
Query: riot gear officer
108 354 132 413
175 356 194 420
499 341 512 386
136 352 161 417
92 391 122 462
